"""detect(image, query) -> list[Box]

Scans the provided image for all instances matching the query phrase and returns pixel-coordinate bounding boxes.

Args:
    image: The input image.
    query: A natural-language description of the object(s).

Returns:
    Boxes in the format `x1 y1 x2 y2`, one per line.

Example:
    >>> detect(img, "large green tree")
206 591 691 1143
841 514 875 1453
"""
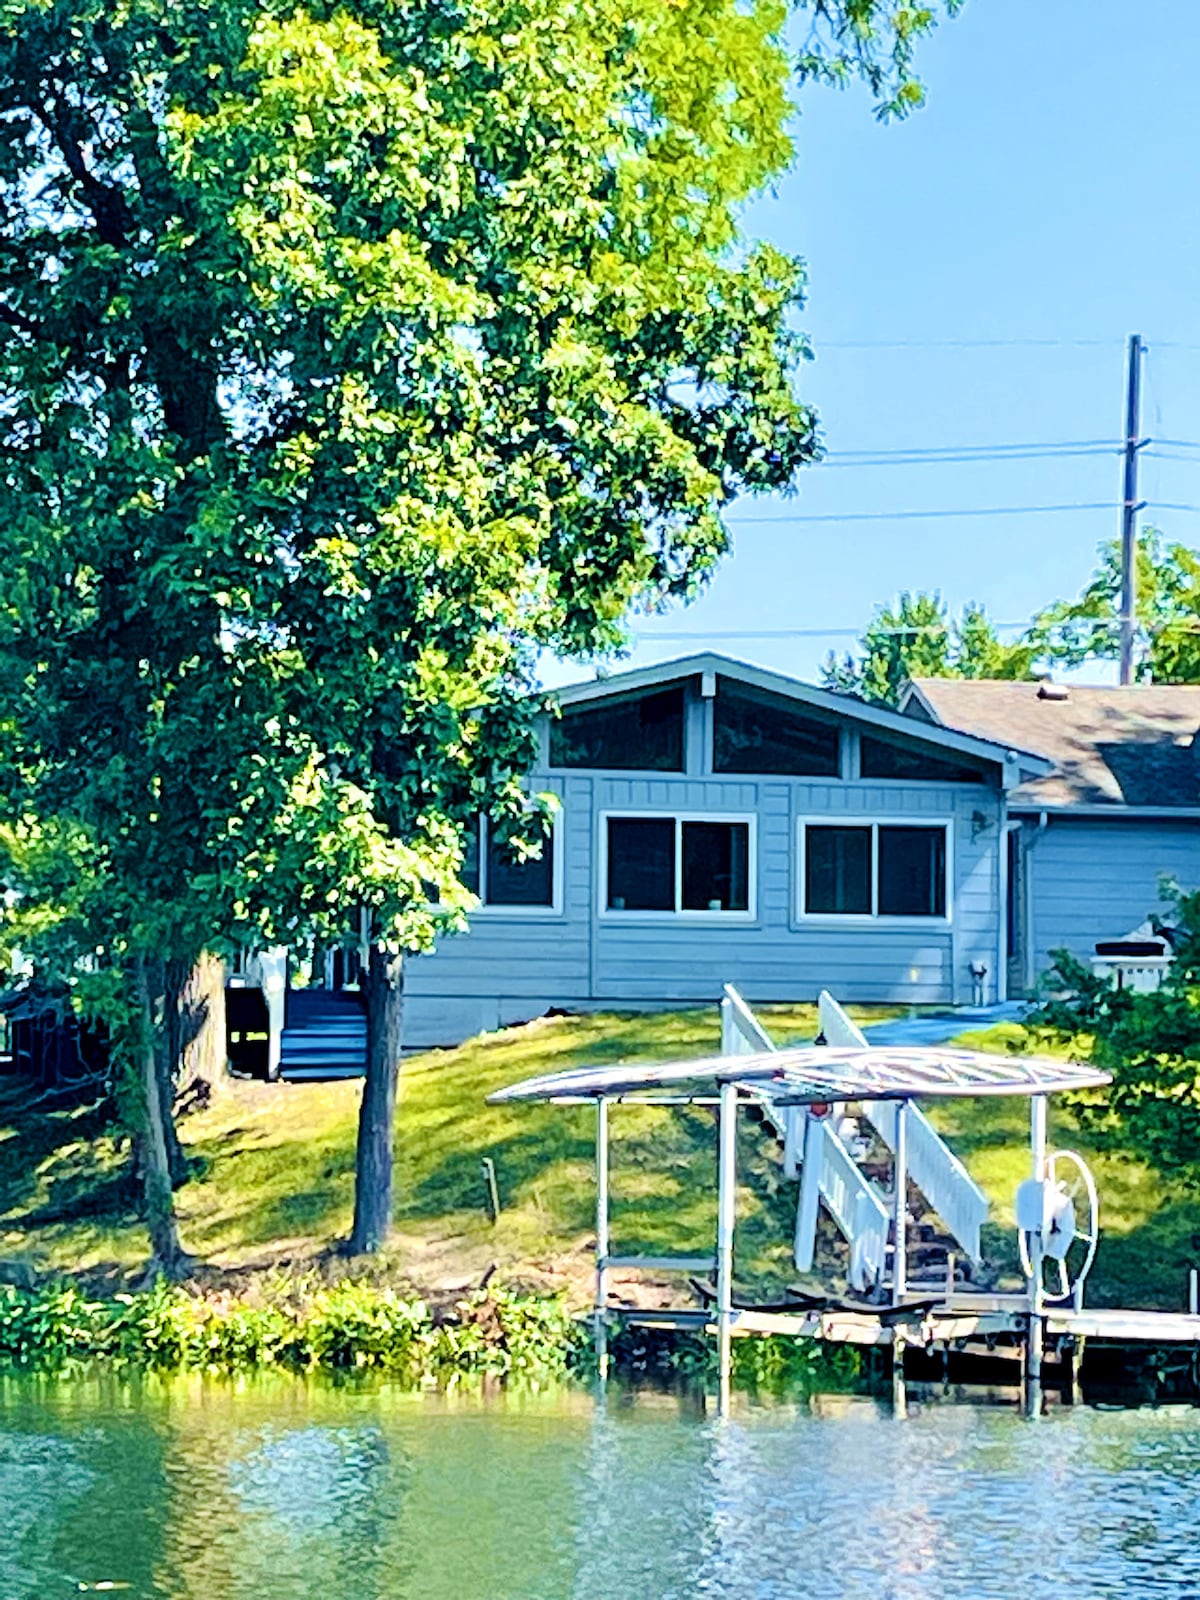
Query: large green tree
825 528 1200 708
822 591 1037 704
1026 530 1200 684
7 0 921 1259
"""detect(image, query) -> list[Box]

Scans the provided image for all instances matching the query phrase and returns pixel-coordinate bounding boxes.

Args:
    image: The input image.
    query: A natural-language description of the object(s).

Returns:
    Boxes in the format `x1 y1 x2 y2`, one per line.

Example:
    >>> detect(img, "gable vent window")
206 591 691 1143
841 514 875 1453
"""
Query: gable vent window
605 814 753 916
800 820 949 921
550 687 684 771
462 816 558 910
713 679 841 776
859 734 984 784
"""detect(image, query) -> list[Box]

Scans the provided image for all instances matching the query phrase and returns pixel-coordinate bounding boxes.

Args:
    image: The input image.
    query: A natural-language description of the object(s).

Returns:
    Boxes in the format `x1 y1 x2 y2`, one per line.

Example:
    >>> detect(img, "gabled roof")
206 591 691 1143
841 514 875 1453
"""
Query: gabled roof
903 679 1200 810
551 653 1052 782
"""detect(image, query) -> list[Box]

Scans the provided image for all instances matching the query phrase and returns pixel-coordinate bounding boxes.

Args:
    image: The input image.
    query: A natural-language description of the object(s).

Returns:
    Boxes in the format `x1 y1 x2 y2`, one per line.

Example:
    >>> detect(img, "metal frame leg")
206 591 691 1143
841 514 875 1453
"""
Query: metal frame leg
716 1081 738 1414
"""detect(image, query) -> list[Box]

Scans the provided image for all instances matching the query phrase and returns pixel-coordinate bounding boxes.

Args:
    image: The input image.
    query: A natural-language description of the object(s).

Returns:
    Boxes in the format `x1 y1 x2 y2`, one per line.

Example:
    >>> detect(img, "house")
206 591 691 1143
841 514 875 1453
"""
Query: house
901 679 1200 997
399 654 1053 1050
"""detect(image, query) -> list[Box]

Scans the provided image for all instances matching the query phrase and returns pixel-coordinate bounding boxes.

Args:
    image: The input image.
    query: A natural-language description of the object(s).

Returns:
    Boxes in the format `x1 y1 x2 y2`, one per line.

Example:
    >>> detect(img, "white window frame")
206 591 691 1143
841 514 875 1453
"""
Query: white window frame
467 811 565 918
598 810 758 923
795 815 953 926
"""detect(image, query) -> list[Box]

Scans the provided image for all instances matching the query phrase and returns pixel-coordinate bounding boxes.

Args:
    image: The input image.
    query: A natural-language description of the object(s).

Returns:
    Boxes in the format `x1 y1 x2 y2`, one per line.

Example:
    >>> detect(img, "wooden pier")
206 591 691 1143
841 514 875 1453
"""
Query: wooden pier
611 1295 1200 1357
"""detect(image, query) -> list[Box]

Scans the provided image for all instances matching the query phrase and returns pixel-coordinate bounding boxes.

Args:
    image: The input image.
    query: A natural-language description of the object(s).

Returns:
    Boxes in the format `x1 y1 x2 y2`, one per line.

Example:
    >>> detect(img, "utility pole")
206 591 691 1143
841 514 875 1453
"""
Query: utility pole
1119 333 1146 685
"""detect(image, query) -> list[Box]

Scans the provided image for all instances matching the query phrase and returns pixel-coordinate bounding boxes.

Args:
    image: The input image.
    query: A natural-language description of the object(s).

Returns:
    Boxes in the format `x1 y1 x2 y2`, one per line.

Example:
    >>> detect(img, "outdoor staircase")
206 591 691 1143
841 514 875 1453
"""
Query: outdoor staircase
278 989 367 1081
720 984 990 1298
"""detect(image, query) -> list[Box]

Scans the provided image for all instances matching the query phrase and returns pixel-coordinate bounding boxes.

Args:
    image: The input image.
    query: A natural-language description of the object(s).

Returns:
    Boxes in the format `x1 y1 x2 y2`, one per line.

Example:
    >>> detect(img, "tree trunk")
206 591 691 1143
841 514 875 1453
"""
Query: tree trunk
157 959 190 1187
177 952 228 1097
133 954 187 1275
348 946 404 1255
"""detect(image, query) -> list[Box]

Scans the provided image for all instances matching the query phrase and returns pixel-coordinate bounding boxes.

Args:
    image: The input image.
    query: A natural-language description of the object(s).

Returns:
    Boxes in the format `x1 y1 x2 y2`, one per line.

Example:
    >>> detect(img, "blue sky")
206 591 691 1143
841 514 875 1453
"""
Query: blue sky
544 0 1200 689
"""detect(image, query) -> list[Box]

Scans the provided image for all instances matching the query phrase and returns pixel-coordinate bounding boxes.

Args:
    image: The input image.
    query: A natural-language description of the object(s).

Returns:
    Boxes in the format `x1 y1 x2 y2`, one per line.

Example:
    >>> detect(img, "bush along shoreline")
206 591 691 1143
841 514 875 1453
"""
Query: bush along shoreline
0 1280 865 1392
0 1281 587 1381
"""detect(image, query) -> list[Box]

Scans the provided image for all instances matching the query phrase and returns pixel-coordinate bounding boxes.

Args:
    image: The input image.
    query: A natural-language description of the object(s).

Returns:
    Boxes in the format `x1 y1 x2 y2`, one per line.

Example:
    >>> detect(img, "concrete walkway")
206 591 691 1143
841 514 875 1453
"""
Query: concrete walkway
860 1002 1029 1049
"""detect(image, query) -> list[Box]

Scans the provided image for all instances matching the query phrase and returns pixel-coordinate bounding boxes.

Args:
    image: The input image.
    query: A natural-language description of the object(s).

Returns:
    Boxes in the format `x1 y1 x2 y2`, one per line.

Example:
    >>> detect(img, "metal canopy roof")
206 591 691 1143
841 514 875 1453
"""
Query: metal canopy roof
487 1045 1111 1106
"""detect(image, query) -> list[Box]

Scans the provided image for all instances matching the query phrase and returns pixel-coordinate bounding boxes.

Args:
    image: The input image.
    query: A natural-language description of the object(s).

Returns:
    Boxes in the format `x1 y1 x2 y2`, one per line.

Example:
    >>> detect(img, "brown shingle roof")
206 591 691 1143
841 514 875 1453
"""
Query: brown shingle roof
906 680 1200 808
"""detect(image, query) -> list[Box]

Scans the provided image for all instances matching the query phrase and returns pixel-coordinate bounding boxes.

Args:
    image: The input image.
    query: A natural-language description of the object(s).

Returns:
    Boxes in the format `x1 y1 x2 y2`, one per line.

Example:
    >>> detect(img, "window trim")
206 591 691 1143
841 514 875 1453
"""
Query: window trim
466 811 565 918
795 815 953 926
598 810 758 923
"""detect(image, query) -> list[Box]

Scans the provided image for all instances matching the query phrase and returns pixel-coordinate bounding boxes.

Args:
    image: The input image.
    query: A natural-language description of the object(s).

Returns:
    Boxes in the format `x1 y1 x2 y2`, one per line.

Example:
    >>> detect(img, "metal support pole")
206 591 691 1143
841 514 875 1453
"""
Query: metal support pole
1189 1267 1198 1317
1119 332 1146 686
1025 1094 1048 1413
716 1080 738 1414
595 1096 610 1380
891 1100 908 1307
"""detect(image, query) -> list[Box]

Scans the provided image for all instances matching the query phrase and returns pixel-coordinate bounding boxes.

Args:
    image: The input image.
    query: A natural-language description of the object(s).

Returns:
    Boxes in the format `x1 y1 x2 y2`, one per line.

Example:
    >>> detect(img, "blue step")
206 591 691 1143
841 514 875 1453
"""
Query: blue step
279 989 367 1081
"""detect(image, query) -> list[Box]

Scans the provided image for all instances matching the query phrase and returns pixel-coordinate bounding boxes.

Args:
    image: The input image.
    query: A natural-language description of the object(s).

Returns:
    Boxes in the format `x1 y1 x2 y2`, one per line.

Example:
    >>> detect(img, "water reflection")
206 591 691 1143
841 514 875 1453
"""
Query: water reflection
2 1378 1200 1598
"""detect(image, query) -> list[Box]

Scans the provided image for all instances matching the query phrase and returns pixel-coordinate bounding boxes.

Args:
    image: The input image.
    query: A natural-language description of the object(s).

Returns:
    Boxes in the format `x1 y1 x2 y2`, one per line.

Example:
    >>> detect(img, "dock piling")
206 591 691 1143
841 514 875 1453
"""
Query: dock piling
715 1081 738 1414
595 1096 610 1380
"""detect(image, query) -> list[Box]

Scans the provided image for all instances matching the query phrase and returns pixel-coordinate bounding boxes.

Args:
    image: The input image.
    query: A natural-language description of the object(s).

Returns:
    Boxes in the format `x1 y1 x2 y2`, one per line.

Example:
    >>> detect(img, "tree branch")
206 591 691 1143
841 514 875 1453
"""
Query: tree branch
32 94 132 248
0 303 42 337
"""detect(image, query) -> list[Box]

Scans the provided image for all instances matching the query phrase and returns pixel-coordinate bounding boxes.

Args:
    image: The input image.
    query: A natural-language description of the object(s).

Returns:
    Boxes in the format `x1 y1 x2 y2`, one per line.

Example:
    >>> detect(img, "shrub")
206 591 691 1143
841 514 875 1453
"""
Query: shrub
0 1279 588 1381
1036 886 1200 1174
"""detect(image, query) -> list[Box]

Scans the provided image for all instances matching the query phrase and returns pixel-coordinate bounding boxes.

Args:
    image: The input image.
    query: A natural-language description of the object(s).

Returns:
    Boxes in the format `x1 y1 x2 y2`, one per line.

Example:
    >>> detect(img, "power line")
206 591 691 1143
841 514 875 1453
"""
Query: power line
816 338 1120 350
819 441 1116 467
633 616 1200 643
830 438 1114 456
730 501 1113 526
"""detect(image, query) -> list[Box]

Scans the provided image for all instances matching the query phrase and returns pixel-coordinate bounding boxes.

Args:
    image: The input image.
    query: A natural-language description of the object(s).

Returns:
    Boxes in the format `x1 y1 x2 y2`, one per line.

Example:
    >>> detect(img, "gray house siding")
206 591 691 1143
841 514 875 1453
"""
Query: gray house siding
404 763 1005 1048
1022 815 1200 978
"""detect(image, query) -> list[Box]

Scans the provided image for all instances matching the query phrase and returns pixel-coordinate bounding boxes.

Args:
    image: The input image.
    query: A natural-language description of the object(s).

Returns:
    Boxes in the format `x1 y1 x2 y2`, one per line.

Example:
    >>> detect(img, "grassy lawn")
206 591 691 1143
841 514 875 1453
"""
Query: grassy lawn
936 1023 1200 1311
0 1003 885 1296
5 1004 1194 1314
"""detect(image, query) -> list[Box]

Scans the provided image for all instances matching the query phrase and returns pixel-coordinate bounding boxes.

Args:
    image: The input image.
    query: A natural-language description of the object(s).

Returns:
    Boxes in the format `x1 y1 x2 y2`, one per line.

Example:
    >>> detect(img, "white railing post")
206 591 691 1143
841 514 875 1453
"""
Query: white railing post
1025 1094 1047 1405
892 1101 909 1307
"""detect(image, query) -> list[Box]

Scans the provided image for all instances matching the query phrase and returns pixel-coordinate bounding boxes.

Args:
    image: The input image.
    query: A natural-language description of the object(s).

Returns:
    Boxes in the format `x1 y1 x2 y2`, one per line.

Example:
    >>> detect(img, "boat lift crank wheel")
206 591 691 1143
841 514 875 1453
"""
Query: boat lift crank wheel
1018 1149 1100 1303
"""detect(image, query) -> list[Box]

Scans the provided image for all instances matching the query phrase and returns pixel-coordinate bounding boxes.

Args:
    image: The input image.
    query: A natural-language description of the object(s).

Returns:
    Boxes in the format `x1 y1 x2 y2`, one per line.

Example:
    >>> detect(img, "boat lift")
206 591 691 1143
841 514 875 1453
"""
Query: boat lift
489 1005 1200 1411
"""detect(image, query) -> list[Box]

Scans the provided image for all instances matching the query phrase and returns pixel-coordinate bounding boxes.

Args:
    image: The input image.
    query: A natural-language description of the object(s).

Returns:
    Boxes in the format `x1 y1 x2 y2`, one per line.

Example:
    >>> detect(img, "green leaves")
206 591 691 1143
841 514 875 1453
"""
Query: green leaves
1025 530 1200 685
0 0 828 1062
792 0 963 120
822 591 1037 705
1037 888 1200 1177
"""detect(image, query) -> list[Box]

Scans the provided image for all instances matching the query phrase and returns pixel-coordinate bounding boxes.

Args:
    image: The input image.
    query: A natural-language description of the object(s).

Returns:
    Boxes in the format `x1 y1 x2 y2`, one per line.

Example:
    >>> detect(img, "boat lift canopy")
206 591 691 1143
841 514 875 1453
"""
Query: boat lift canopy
487 1045 1111 1109
489 1033 1112 1410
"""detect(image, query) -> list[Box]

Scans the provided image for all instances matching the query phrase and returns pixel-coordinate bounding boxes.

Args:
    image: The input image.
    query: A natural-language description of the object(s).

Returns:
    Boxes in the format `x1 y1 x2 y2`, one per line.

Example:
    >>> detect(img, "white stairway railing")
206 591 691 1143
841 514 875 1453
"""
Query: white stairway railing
816 991 989 1263
720 985 889 1291
866 1100 988 1263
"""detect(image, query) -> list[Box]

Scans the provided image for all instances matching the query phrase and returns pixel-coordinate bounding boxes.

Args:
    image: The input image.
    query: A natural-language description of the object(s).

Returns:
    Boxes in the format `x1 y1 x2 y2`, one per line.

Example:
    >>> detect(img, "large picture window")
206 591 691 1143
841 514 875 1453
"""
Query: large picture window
800 820 949 920
550 687 684 771
604 814 753 916
462 816 559 911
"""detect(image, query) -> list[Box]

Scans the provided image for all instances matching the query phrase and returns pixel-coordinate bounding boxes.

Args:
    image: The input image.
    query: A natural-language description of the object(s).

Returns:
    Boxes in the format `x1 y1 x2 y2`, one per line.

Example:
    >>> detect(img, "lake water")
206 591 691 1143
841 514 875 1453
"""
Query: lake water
2 1377 1198 1599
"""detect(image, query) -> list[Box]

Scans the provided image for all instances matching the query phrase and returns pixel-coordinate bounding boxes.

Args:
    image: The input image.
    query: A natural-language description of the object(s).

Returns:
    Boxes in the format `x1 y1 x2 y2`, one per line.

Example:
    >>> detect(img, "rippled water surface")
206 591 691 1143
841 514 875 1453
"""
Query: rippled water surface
2 1378 1199 1598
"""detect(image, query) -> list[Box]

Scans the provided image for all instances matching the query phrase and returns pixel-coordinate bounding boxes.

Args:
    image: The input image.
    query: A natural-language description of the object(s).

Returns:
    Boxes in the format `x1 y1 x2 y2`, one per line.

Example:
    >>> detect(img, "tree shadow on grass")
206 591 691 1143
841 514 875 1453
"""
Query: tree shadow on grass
179 1127 359 1255
0 1082 132 1238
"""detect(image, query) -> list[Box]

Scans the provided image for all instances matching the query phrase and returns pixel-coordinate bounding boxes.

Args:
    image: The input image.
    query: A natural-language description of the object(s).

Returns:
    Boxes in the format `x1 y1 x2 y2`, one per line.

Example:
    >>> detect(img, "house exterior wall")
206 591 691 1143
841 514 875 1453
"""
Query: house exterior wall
1020 814 1200 979
403 755 1006 1049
